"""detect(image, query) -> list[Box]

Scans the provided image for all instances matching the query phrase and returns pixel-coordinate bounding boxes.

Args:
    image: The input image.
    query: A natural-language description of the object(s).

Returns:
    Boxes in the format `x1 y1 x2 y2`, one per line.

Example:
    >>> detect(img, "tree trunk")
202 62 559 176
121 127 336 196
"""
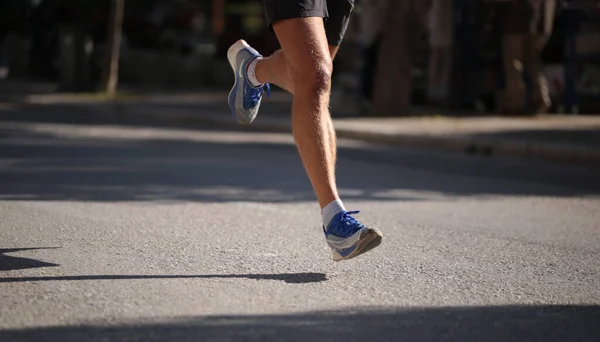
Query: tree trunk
372 0 424 116
102 0 125 96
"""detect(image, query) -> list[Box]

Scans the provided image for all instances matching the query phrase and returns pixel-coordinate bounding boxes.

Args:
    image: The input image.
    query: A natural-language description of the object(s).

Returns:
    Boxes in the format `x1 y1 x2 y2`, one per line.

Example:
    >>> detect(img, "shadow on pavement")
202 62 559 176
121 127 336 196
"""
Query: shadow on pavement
0 272 327 284
1 104 600 202
0 248 60 271
472 128 600 148
0 305 598 342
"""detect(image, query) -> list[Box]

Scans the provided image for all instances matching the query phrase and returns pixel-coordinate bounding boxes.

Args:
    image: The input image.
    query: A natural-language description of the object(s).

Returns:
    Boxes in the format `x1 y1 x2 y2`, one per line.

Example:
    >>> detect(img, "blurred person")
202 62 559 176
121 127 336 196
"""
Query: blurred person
0 35 7 79
226 0 383 261
427 0 454 104
493 0 556 114
357 0 388 113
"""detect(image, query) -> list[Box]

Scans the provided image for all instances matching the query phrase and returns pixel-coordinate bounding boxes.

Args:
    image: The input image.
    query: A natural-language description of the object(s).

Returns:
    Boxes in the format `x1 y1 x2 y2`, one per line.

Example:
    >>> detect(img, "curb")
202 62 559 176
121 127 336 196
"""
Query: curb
116 105 600 167
332 129 600 166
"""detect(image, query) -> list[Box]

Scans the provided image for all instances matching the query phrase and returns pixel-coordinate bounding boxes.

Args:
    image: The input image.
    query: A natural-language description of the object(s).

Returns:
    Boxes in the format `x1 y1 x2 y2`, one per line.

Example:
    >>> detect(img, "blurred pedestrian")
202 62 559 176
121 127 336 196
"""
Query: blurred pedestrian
0 34 7 79
357 0 388 113
493 0 556 114
427 0 454 105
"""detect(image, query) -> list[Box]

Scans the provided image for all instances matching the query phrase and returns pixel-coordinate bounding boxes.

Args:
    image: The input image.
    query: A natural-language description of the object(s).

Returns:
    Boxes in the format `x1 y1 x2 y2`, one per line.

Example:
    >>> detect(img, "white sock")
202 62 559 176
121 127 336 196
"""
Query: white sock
322 199 347 227
246 57 263 87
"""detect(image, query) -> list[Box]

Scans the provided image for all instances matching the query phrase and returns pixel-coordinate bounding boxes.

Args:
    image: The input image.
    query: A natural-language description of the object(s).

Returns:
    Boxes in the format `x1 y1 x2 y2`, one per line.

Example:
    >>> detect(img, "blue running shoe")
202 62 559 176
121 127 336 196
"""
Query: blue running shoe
227 39 270 125
324 210 383 261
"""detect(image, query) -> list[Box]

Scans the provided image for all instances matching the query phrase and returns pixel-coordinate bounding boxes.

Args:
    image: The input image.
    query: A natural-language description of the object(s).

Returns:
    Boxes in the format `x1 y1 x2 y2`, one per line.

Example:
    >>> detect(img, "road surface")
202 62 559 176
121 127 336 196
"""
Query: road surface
1 112 599 341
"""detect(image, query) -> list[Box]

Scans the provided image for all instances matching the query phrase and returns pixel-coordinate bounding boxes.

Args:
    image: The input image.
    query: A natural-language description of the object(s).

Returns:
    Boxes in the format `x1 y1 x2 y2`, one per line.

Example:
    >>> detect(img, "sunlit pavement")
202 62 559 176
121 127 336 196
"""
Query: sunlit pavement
1 116 599 341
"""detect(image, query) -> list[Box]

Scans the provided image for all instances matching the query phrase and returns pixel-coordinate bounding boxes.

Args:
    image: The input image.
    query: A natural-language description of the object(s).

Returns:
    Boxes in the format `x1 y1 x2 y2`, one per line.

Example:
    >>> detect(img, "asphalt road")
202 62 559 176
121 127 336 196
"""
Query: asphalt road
1 111 599 342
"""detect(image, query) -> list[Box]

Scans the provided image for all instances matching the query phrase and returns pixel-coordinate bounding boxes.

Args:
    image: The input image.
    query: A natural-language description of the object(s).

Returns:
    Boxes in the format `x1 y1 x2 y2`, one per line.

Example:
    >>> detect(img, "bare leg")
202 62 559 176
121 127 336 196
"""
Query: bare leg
231 10 382 261
255 46 340 95
256 50 294 93
256 17 337 208
252 32 340 204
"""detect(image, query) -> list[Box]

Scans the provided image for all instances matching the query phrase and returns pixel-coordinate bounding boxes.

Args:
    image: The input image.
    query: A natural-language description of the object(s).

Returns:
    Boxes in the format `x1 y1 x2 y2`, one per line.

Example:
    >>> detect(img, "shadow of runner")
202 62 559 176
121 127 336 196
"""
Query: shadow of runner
0 272 327 284
0 305 597 342
0 248 60 271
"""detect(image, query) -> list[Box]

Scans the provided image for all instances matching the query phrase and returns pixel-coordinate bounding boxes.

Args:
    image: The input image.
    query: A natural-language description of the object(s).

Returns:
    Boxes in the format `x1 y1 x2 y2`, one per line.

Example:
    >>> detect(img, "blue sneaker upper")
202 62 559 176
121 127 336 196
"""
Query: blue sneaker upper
242 74 270 111
323 211 367 254
228 41 270 125
325 210 365 237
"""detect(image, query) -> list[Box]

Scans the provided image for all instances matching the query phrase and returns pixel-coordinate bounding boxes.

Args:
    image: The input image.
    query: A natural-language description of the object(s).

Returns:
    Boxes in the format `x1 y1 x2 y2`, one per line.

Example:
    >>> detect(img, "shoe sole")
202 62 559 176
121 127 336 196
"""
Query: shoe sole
332 228 383 262
227 39 253 124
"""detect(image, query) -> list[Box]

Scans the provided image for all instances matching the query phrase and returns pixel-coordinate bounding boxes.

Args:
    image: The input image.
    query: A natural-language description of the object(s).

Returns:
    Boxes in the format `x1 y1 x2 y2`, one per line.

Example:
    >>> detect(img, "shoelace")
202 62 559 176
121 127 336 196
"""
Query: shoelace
246 83 271 107
339 210 365 233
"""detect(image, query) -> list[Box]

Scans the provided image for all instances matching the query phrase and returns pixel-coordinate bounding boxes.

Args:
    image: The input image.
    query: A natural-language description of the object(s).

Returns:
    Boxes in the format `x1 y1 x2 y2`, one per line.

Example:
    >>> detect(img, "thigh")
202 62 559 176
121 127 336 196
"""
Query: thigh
263 0 346 58
263 0 328 28
271 17 331 75
324 0 355 46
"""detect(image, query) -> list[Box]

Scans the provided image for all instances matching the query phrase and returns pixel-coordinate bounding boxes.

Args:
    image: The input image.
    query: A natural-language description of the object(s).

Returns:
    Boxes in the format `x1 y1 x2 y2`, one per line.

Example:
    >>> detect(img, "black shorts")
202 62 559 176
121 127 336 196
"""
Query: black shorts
263 0 355 46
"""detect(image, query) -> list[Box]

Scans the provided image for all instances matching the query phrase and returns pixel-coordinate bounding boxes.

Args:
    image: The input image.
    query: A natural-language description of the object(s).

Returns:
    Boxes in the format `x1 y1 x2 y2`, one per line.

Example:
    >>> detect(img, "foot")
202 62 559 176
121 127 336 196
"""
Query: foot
324 210 383 261
227 39 270 125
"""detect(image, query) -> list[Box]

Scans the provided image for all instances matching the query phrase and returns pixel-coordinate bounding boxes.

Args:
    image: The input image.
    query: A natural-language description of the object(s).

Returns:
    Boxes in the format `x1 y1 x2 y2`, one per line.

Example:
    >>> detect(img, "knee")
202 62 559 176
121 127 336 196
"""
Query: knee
290 59 333 95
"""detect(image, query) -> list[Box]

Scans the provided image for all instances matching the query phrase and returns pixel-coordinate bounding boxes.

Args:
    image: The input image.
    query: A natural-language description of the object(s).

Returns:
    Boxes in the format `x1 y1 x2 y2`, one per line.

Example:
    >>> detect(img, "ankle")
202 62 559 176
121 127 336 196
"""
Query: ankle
246 57 263 87
322 199 346 227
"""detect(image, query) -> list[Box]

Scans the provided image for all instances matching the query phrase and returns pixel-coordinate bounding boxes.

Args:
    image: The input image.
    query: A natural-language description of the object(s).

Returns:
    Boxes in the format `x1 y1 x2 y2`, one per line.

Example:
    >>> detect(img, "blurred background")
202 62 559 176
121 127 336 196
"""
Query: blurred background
1 4 600 332
0 0 599 115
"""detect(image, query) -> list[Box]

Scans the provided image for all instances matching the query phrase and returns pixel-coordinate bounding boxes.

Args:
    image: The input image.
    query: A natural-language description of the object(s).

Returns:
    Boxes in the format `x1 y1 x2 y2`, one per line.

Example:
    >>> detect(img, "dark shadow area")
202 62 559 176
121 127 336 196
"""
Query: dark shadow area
1 305 598 342
0 101 292 132
1 103 600 203
0 248 60 271
0 272 327 284
473 128 600 148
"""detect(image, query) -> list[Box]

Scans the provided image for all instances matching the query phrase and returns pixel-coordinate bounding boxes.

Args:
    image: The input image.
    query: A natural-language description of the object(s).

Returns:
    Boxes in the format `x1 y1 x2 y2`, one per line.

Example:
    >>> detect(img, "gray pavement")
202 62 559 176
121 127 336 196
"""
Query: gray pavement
4 87 600 166
0 112 599 341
